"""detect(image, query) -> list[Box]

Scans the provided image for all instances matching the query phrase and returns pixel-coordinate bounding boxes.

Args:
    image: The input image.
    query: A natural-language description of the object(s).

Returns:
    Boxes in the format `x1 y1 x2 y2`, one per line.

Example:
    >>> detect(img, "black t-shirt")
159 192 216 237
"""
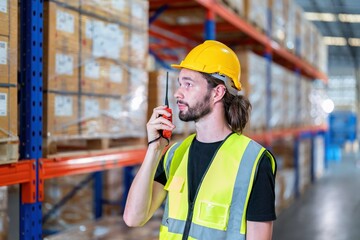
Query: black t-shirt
154 137 277 222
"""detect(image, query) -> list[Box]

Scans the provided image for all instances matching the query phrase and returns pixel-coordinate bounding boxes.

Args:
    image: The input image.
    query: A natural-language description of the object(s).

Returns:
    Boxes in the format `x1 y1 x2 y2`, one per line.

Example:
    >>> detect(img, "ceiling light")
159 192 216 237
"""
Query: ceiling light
349 38 360 47
323 37 347 46
338 14 360 23
304 12 337 22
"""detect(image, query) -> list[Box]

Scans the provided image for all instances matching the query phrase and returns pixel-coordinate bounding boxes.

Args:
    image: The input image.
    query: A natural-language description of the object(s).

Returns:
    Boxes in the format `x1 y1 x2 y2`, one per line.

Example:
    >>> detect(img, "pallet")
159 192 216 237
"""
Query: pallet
44 136 147 157
0 139 19 165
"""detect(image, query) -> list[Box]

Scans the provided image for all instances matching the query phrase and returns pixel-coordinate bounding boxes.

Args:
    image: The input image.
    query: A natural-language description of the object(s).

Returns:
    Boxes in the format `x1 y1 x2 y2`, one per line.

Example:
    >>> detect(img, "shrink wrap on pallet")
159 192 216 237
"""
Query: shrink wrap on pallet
43 0 149 154
0 0 18 163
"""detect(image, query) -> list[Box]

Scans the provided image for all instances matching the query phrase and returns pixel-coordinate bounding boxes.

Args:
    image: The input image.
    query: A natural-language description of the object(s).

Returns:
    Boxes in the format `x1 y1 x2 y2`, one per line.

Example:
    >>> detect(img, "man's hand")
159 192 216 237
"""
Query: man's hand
147 105 175 146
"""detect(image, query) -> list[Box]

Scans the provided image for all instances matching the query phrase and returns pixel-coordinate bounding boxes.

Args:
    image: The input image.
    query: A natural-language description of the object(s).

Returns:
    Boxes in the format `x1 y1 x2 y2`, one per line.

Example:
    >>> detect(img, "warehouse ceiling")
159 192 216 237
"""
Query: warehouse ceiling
295 0 360 69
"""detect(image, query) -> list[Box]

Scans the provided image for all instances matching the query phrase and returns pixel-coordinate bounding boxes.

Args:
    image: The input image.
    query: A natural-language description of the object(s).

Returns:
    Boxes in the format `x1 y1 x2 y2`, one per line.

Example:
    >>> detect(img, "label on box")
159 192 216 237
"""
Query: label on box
112 0 125 10
0 0 7 13
55 95 73 117
92 24 123 60
0 41 7 65
132 2 143 19
109 65 123 83
84 99 100 118
0 93 7 116
131 34 145 56
56 10 75 34
55 53 74 75
85 60 100 79
108 99 122 119
85 19 103 39
85 19 94 39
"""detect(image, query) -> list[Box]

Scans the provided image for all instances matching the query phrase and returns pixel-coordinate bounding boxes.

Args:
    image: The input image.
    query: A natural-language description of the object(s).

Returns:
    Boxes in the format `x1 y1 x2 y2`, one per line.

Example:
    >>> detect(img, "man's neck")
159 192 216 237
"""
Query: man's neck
194 112 232 143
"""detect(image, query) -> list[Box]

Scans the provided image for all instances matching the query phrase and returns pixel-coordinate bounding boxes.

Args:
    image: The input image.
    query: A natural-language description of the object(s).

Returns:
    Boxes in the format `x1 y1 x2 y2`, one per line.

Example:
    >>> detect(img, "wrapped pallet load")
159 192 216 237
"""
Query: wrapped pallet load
42 0 149 233
43 0 149 155
0 0 18 164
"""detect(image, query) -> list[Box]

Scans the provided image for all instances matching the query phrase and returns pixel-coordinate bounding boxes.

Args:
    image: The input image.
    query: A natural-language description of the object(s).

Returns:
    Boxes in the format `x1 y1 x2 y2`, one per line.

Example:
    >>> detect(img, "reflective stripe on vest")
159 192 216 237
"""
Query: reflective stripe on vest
160 133 275 240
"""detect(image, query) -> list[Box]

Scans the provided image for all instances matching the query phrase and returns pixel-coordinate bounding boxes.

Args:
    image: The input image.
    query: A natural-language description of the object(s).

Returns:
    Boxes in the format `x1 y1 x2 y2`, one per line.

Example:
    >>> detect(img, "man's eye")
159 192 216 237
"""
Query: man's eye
185 82 192 88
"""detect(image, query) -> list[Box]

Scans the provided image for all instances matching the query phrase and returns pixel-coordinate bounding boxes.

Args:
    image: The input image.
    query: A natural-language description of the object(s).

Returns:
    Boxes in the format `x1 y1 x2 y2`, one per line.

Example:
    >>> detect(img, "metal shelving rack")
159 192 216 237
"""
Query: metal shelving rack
0 0 328 239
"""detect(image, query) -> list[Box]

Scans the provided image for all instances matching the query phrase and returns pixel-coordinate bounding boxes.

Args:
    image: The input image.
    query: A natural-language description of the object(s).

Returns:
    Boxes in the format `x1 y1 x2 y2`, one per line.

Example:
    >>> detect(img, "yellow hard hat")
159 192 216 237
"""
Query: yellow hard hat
171 40 241 91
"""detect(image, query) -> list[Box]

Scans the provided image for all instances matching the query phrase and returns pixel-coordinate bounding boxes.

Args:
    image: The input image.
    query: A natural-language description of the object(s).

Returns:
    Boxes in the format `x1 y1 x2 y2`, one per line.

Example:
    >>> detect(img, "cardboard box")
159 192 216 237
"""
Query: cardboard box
79 96 104 136
80 14 130 64
44 49 79 92
244 0 268 32
0 0 17 36
44 93 79 137
129 31 148 69
0 36 17 84
79 57 105 94
44 2 80 52
56 0 80 9
101 59 129 95
81 0 131 24
0 0 17 85
130 0 149 30
294 5 304 56
0 87 17 140
0 36 12 84
270 0 287 46
102 97 125 136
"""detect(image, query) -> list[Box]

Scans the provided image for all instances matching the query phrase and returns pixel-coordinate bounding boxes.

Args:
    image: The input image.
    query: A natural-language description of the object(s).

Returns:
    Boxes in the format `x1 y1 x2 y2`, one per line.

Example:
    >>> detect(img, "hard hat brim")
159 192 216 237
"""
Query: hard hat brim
170 64 182 69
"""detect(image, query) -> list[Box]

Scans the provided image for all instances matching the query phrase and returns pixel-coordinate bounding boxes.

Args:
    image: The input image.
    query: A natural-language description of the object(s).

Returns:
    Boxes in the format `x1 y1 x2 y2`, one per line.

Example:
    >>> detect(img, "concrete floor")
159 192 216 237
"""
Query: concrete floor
273 152 360 240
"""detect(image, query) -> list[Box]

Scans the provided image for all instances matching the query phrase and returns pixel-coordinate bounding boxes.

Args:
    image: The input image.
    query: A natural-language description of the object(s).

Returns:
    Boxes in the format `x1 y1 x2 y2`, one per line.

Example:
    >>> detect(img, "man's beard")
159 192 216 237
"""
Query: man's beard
178 89 212 122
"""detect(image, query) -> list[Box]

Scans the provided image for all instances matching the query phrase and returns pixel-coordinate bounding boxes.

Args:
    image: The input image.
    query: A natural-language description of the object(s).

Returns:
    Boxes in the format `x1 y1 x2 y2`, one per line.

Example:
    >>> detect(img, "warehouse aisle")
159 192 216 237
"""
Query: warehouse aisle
273 151 360 240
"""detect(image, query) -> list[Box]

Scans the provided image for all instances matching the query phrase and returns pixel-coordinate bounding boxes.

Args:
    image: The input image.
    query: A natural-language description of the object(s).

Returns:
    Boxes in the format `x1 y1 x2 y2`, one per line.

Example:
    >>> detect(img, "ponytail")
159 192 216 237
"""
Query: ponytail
201 73 251 133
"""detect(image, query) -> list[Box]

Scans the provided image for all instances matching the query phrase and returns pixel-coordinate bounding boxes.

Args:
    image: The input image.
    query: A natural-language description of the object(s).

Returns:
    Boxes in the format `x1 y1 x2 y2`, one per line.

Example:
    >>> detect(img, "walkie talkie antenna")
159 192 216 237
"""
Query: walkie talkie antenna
165 71 169 106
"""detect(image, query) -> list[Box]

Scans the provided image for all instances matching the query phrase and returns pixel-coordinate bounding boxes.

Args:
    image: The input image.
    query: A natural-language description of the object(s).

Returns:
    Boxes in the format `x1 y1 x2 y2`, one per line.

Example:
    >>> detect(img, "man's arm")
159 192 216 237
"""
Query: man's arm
123 106 175 227
246 221 273 240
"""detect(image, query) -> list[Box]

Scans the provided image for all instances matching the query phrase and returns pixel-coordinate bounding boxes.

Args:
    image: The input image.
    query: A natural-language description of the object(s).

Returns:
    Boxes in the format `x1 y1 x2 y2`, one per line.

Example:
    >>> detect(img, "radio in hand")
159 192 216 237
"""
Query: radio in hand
160 71 172 139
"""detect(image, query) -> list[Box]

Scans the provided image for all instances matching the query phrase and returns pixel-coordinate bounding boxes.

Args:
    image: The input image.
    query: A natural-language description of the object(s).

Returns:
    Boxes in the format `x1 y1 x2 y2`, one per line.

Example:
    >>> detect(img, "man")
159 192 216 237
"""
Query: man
124 40 277 240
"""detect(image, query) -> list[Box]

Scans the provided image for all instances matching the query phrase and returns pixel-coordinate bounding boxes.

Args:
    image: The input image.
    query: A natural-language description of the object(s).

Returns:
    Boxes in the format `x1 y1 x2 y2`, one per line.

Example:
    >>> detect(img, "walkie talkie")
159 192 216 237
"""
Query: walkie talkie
161 72 172 139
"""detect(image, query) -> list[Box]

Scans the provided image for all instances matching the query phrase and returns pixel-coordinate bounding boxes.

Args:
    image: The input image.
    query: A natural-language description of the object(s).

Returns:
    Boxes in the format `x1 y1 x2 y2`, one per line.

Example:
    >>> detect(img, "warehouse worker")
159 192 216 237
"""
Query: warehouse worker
124 40 277 240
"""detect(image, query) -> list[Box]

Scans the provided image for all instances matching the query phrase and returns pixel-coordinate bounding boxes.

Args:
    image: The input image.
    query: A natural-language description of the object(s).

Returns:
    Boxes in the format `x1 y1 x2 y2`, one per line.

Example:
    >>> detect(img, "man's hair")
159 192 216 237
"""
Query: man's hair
201 73 251 134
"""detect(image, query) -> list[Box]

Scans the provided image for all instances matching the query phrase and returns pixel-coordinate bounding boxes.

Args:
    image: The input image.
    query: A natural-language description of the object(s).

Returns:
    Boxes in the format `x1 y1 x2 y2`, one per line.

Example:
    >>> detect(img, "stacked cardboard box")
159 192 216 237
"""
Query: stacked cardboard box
244 0 268 33
236 50 267 132
299 138 311 194
300 77 312 126
272 140 297 213
0 0 18 163
43 0 149 151
270 0 287 46
284 70 297 128
294 4 304 57
285 0 296 52
275 168 296 213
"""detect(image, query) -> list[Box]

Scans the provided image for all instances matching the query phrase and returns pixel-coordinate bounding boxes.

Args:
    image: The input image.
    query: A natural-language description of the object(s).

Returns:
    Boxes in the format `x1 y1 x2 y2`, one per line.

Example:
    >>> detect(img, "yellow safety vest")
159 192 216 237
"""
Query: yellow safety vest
159 133 276 240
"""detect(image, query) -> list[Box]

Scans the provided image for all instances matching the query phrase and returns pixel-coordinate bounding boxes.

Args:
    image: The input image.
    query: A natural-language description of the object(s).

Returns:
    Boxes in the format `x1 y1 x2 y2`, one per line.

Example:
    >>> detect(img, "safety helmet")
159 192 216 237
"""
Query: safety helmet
171 40 242 92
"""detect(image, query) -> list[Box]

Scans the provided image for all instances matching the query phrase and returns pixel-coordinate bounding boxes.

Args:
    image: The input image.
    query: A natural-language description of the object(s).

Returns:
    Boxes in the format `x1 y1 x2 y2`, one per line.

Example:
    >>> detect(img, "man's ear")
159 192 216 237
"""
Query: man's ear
213 85 227 103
